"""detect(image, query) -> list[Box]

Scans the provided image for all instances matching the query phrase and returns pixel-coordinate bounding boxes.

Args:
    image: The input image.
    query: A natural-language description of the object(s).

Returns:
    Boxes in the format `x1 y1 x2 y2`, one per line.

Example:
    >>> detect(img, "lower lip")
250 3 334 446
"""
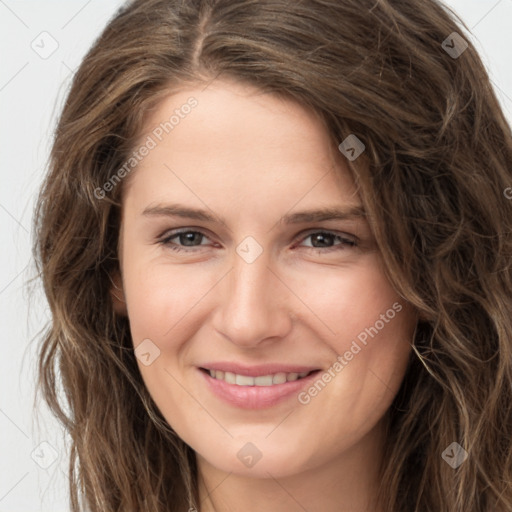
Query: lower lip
199 368 320 409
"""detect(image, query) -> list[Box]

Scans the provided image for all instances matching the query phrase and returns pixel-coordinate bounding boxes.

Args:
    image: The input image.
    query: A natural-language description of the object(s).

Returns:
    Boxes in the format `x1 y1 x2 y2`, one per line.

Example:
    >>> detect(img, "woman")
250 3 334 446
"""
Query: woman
33 0 512 510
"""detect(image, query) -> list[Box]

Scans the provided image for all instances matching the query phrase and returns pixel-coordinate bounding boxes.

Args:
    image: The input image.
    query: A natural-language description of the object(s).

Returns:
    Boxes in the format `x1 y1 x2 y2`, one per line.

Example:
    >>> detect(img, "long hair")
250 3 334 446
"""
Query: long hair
33 0 512 510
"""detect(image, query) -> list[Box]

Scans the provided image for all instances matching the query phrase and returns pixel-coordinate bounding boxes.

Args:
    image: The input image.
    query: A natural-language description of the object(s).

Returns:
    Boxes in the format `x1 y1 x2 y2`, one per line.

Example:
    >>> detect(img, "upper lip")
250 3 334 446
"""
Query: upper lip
199 362 320 377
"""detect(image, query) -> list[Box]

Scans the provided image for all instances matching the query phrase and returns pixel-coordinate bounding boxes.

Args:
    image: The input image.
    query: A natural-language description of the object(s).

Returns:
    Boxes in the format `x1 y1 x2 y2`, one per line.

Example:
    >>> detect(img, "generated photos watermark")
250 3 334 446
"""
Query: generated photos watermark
94 96 198 199
297 301 403 405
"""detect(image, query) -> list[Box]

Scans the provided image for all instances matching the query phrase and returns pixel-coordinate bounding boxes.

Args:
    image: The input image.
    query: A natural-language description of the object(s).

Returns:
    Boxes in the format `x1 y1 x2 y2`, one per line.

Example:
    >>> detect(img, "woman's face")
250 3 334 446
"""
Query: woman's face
115 79 417 478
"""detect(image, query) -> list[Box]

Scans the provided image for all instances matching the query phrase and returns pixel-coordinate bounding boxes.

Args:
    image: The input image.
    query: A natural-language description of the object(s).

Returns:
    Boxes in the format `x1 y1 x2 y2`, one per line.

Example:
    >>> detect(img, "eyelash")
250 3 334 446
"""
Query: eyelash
158 229 357 253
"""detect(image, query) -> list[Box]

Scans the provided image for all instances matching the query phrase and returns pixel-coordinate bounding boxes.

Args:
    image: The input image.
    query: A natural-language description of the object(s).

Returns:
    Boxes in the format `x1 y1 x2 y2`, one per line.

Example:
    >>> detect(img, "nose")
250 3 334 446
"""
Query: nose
211 248 293 348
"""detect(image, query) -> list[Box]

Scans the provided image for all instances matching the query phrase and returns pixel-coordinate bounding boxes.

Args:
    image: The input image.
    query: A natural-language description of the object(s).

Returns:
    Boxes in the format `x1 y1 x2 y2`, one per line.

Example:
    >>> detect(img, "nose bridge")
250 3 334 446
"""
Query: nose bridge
213 243 292 346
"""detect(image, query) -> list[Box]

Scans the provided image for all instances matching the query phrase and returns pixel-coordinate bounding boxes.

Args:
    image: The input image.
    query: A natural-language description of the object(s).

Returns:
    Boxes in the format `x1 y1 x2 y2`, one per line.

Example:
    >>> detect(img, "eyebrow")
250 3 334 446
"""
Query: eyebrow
142 203 366 225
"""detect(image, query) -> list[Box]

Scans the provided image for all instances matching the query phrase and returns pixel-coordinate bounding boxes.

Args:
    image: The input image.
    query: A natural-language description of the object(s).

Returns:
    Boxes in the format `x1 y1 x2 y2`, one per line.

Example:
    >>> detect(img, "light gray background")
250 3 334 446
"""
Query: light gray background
1 1 511 510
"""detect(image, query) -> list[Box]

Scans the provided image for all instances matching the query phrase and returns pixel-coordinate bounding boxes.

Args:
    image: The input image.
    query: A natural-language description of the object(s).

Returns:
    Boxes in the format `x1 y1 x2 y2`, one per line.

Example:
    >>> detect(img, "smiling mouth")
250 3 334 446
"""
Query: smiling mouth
200 368 320 386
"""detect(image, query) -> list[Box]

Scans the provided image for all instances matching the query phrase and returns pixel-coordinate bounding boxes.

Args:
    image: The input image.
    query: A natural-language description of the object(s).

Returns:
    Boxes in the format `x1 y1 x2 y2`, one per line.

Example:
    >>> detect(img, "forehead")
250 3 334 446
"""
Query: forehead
122 79 360 215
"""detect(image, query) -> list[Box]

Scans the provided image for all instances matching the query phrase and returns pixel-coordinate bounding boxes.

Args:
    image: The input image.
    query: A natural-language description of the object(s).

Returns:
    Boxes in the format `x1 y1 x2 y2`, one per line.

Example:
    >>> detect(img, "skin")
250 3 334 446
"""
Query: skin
112 78 418 512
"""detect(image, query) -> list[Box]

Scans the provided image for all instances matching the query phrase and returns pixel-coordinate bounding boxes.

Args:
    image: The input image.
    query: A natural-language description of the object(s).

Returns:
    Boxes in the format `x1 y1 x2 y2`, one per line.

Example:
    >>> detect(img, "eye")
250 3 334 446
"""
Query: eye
158 228 357 253
159 229 212 252
296 230 357 252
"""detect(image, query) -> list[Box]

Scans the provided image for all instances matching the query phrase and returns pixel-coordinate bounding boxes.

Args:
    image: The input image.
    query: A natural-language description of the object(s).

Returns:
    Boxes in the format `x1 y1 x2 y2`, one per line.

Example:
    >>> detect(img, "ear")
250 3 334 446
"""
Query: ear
110 270 127 315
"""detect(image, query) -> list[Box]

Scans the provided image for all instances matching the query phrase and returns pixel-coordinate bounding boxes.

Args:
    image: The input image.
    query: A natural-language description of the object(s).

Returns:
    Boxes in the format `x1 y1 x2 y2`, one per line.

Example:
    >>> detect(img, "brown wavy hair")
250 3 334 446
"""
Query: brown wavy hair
33 0 512 510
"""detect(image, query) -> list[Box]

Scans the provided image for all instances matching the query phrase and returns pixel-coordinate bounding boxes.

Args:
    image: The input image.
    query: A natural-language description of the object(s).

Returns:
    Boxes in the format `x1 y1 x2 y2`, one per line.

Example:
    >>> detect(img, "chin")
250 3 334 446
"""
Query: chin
194 435 317 479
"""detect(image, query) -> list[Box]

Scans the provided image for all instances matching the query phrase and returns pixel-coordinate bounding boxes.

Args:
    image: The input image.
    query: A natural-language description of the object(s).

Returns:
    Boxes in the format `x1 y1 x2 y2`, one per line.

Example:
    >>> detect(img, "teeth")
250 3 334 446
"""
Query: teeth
254 375 273 386
235 374 254 386
207 369 311 386
273 372 287 384
225 371 236 384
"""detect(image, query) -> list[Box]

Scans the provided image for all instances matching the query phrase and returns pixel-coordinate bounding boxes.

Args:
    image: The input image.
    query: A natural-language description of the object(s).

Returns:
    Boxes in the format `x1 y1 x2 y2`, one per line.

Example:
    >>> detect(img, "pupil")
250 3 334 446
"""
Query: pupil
313 233 332 247
182 232 200 246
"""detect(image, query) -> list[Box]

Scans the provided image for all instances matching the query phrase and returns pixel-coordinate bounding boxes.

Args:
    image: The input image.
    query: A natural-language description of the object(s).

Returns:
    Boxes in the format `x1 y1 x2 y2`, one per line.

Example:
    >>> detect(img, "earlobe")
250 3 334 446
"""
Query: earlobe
110 270 127 315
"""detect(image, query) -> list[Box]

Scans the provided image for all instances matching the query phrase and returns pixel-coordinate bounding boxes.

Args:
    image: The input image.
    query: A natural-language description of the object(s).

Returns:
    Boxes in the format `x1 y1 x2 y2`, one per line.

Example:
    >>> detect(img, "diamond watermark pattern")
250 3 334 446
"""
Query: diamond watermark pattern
134 338 161 366
237 442 263 468
236 236 263 264
30 31 59 59
338 134 365 161
31 441 59 469
441 442 468 469
442 32 468 59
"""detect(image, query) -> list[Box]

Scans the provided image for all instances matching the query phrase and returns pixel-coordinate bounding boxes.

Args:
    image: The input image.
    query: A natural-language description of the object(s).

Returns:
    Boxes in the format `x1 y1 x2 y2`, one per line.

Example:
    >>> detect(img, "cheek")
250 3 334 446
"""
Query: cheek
289 257 414 433
122 256 219 345
288 254 404 350
121 257 219 438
